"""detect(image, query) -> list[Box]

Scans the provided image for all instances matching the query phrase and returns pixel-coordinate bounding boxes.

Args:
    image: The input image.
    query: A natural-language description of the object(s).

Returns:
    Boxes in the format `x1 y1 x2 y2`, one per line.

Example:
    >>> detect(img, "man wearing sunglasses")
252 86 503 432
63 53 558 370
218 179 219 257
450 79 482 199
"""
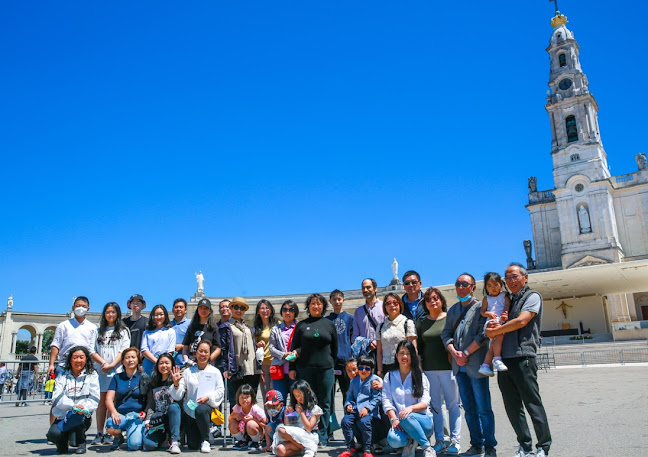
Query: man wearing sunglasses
441 274 496 457
485 264 551 457
401 270 426 323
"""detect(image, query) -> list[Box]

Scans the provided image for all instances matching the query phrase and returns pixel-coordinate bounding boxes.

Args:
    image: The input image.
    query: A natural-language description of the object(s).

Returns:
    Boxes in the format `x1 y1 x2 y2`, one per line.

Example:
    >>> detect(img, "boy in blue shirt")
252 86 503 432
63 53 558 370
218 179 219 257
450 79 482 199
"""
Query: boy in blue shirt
339 355 381 457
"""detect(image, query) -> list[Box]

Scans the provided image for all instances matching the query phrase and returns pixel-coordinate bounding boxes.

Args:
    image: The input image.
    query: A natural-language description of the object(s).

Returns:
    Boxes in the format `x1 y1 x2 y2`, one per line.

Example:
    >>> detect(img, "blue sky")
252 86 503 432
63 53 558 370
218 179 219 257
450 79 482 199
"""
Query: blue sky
2 1 647 314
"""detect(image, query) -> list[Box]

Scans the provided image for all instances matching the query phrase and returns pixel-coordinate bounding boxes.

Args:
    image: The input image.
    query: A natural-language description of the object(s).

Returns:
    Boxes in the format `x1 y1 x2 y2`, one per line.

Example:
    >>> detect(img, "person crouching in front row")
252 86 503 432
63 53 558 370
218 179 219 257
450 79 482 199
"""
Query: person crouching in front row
339 355 382 457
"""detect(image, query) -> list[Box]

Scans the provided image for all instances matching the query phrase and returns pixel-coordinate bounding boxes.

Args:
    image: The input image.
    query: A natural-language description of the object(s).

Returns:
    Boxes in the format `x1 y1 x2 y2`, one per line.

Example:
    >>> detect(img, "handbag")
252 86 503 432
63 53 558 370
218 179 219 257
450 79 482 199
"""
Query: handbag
211 408 224 425
269 365 284 381
270 325 297 380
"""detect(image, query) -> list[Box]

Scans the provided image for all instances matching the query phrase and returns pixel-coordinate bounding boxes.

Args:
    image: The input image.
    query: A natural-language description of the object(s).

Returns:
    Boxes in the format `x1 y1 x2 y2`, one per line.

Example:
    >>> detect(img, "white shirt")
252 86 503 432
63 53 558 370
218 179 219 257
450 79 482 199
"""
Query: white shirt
170 364 224 418
94 327 131 373
51 318 98 367
382 370 432 418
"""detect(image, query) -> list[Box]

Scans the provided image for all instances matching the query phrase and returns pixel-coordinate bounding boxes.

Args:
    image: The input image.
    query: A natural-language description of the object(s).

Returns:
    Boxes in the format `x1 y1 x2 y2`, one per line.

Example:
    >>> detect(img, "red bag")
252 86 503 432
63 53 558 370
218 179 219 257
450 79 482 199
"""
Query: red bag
269 365 284 380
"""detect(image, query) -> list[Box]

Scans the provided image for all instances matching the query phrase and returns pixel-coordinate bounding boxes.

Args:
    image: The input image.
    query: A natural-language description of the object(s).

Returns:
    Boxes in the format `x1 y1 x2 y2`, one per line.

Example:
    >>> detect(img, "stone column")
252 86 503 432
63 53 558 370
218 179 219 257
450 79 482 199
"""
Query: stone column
36 333 43 355
607 293 631 323
10 332 17 353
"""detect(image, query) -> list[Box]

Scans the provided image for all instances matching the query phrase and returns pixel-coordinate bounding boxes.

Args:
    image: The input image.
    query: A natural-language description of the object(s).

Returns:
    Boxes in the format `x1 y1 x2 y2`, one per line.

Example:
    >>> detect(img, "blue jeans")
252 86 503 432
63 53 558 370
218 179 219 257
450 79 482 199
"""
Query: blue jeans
106 413 145 450
455 371 496 448
387 412 433 449
271 376 294 406
142 403 182 450
341 412 375 449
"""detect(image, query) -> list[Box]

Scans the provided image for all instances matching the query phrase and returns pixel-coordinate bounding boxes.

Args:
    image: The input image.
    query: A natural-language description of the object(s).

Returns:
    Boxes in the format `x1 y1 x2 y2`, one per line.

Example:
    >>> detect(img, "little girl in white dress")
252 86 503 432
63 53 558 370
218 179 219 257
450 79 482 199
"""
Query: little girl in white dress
272 379 322 457
478 272 511 376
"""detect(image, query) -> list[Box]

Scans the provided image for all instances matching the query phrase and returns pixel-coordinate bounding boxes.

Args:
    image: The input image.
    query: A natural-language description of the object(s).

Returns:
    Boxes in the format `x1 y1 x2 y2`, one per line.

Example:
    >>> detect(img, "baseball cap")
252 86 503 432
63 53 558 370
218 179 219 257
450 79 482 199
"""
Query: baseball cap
197 298 212 309
265 390 283 406
127 294 146 309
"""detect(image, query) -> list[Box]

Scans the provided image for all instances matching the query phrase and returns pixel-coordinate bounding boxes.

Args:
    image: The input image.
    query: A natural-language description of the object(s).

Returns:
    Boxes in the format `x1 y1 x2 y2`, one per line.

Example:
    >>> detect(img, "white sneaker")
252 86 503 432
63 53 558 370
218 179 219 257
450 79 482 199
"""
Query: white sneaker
169 442 181 454
424 446 437 457
535 450 546 457
200 441 211 453
402 440 417 457
492 359 508 372
478 364 494 377
512 446 534 457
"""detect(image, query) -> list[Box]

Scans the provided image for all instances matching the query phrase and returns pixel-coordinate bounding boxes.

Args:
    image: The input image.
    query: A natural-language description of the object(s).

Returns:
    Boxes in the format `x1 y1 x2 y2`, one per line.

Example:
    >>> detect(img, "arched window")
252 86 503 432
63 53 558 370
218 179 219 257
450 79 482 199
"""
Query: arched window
559 53 566 67
566 115 578 143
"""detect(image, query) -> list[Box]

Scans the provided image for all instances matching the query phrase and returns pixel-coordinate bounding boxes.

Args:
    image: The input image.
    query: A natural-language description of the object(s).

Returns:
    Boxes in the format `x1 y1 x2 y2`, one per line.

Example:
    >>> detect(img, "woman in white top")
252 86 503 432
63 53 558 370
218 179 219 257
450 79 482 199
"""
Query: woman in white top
171 340 224 453
141 305 176 374
377 293 417 377
91 302 131 445
382 340 435 457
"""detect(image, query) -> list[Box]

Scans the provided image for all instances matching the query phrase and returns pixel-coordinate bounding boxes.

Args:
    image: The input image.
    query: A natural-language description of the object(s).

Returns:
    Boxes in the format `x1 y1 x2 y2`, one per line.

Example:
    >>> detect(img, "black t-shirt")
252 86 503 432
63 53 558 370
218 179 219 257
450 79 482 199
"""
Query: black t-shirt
123 316 147 351
20 354 39 372
182 323 221 362
290 316 338 370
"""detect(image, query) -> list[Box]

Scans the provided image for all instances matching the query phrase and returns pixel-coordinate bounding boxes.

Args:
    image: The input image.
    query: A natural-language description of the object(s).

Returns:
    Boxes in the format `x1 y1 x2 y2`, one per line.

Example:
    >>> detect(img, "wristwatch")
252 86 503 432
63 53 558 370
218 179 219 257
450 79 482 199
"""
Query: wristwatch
463 349 470 357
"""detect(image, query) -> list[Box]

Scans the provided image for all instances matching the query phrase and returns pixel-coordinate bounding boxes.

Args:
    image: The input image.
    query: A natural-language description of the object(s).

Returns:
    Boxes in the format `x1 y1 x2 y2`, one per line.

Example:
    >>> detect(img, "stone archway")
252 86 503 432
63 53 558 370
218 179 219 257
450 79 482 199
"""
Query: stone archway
14 325 37 355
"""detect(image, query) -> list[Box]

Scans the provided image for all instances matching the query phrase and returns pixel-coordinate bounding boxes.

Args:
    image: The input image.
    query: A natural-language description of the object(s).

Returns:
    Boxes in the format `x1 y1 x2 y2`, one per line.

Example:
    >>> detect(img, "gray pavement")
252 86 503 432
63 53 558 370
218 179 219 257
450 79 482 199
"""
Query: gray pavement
1 364 647 456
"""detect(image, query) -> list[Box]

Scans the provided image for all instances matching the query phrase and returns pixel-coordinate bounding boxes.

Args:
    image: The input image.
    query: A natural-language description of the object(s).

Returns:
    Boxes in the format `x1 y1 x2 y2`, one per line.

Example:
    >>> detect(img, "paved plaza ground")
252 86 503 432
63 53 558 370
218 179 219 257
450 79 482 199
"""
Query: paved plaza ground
1 364 647 457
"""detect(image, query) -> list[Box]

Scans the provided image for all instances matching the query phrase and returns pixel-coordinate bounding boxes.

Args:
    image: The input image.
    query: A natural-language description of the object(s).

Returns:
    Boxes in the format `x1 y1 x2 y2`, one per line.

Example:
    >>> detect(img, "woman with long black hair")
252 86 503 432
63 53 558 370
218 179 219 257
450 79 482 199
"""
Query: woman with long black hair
182 298 221 366
141 305 176 374
382 340 435 457
91 302 131 445
254 299 279 402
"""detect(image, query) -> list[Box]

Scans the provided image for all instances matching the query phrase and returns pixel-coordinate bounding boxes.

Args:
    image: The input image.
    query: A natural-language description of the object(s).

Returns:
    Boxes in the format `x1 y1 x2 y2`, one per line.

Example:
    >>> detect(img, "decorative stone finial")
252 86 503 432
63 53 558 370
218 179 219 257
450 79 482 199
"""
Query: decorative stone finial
7 294 13 310
551 13 568 28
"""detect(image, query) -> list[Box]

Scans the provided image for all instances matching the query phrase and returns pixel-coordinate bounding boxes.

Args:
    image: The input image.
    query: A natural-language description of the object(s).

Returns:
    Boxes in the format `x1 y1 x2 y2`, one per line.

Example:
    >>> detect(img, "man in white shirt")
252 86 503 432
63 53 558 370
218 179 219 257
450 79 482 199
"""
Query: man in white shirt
47 296 98 425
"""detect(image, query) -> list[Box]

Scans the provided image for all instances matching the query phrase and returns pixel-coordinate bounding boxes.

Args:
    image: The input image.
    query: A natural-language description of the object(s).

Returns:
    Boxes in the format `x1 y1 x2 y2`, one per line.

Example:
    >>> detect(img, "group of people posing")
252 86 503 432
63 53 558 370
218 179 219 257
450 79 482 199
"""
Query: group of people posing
42 263 551 457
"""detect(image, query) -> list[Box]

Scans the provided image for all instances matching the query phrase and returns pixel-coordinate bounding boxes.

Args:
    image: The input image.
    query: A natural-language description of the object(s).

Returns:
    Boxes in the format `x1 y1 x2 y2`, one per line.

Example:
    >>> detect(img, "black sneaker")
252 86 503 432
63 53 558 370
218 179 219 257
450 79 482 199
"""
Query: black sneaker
91 433 104 445
484 446 496 457
76 442 87 454
459 445 484 456
110 435 124 451
233 440 248 450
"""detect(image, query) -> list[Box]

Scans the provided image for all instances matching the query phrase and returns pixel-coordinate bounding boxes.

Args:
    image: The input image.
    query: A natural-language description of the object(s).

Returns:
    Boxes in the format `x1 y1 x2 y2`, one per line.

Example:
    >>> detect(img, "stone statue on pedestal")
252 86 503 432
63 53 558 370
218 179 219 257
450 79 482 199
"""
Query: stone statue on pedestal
523 240 536 270
636 152 647 170
195 271 205 294
7 295 13 310
391 258 399 281
528 177 537 193
578 205 592 234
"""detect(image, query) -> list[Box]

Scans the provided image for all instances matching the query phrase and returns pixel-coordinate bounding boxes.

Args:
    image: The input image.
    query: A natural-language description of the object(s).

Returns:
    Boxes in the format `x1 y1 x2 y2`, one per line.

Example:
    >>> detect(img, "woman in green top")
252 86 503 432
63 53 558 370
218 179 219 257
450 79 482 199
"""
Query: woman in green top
416 288 461 455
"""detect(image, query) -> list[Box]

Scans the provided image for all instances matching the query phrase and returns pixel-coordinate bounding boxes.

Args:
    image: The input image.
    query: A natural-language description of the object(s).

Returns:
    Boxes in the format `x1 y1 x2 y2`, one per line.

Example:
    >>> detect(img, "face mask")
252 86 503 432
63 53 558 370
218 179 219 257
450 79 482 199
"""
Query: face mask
268 407 280 417
456 295 472 303
74 307 88 317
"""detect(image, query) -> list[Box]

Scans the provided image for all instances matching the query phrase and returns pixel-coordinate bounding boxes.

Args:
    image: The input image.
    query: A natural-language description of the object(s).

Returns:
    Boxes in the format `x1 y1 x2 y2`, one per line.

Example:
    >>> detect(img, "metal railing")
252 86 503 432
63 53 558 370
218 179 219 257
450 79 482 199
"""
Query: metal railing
0 359 50 404
538 347 648 367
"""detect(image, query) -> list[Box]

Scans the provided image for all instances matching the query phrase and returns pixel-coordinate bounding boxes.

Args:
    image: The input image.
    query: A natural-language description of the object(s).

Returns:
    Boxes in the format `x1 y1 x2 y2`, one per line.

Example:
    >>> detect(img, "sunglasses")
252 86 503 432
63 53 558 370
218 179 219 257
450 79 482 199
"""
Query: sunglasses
281 308 295 313
404 280 419 286
231 305 246 311
455 281 474 288
357 366 372 372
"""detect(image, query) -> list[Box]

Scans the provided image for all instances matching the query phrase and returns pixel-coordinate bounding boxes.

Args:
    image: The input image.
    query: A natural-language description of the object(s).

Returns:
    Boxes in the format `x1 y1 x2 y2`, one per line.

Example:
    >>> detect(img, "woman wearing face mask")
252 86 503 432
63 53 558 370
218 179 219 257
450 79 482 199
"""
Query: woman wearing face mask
269 300 299 402
91 303 131 446
46 346 100 455
142 353 182 454
141 305 176 375
171 340 224 453
288 294 338 446
254 299 279 403
227 297 261 409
